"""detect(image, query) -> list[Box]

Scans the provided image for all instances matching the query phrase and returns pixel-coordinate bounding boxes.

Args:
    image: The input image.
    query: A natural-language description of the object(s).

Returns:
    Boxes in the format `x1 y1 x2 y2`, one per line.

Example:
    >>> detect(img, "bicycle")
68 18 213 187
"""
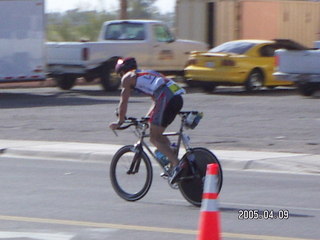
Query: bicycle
109 111 223 207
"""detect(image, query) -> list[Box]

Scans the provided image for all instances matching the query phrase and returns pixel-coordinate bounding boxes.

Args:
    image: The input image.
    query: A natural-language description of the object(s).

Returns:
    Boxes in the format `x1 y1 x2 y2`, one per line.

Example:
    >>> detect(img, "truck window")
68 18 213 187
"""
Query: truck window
104 22 145 40
153 25 174 42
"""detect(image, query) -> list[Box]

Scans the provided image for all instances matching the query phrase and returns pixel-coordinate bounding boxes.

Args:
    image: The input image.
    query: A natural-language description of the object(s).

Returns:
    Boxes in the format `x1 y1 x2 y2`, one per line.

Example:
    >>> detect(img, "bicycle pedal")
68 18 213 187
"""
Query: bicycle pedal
160 172 169 179
169 181 179 190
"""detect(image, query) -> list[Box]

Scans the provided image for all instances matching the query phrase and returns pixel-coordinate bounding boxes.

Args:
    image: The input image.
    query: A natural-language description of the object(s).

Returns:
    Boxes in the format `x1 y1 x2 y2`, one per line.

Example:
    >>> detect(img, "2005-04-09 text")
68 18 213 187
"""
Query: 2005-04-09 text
238 209 290 220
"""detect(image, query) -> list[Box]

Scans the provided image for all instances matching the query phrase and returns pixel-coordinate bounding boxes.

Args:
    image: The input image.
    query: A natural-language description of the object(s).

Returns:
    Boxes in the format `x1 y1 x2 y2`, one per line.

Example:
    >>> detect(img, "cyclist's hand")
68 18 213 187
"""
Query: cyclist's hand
109 122 120 130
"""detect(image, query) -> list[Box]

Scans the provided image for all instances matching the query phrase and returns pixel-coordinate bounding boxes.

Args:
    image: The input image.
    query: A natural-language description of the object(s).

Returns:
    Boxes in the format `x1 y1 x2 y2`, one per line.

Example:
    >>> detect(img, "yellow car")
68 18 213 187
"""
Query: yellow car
184 39 306 92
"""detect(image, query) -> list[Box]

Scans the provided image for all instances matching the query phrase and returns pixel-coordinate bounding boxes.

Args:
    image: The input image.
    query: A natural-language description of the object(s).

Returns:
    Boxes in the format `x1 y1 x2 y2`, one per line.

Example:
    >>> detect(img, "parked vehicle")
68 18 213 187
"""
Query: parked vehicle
274 44 320 96
47 20 207 91
0 2 207 92
0 0 46 83
184 39 307 92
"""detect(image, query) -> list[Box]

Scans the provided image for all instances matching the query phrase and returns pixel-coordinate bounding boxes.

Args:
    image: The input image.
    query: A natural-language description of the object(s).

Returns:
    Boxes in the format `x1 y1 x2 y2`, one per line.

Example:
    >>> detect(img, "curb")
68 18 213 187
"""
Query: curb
0 140 319 174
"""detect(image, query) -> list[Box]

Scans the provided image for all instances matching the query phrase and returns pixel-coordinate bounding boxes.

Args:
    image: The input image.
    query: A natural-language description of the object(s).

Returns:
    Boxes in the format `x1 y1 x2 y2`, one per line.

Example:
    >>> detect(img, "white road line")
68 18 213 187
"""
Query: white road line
0 231 74 240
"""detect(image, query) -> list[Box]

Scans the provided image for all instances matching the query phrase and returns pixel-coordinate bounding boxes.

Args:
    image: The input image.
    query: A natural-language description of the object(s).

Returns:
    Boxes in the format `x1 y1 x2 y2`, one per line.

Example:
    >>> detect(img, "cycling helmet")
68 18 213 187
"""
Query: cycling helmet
115 57 137 74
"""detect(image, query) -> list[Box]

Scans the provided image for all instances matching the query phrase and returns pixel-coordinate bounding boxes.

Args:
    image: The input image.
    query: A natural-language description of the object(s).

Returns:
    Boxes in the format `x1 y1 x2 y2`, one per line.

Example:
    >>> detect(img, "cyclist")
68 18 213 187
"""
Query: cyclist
109 57 185 184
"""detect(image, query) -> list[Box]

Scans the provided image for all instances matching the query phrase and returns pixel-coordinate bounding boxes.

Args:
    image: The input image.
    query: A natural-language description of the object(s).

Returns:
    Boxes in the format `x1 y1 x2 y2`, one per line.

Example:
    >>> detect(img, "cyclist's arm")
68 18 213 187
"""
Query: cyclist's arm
109 72 135 130
117 72 136 123
118 88 130 124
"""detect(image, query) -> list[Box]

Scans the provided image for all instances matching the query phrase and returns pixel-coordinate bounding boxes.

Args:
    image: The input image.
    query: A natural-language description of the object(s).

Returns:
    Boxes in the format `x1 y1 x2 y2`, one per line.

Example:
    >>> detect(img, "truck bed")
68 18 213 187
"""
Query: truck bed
274 48 320 96
276 49 320 74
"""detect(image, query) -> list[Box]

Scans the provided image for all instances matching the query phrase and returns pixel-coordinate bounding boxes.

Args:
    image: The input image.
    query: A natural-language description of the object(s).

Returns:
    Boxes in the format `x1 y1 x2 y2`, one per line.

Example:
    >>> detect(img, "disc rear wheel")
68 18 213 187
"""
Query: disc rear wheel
178 148 223 207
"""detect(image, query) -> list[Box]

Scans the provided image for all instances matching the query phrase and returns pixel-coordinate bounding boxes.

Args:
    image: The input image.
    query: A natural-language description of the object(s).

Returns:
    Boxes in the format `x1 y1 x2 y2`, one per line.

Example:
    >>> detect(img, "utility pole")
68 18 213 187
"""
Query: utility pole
120 0 127 19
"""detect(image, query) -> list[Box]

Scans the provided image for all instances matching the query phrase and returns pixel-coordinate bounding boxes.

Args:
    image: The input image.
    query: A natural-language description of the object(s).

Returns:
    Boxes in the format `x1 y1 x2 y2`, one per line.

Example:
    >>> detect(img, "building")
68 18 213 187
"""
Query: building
175 0 320 47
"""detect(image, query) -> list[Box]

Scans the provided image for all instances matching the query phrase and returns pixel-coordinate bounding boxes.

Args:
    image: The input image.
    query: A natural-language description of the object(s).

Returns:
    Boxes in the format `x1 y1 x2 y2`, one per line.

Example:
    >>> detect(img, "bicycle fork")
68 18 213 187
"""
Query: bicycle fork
127 144 143 175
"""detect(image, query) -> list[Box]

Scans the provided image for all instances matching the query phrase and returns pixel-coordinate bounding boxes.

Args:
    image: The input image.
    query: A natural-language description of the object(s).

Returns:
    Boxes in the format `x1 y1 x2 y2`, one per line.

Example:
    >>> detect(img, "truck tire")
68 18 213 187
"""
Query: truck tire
297 83 316 96
55 75 77 90
100 63 121 92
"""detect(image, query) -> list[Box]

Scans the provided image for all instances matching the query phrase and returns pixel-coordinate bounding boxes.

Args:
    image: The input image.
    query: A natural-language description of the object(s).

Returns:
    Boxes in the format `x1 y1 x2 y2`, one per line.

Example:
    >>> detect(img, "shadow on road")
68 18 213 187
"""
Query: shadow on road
0 90 117 109
220 207 315 219
0 87 148 109
185 86 299 97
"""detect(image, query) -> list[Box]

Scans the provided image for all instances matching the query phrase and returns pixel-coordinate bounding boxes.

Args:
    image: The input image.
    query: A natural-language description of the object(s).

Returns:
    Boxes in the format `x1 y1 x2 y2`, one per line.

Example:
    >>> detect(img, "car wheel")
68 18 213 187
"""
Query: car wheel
245 70 264 92
55 74 77 90
297 83 316 96
267 86 276 90
100 62 121 92
185 79 198 88
202 83 216 92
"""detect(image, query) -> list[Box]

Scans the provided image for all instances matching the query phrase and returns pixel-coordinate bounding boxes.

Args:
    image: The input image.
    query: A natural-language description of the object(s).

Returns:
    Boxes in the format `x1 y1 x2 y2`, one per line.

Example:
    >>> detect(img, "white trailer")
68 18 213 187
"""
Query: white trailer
0 0 46 83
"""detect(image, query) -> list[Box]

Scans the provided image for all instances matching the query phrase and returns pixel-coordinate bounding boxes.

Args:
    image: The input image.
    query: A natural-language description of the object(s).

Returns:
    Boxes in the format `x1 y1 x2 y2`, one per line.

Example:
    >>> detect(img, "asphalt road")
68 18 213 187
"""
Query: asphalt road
0 85 319 239
0 156 319 240
0 85 319 154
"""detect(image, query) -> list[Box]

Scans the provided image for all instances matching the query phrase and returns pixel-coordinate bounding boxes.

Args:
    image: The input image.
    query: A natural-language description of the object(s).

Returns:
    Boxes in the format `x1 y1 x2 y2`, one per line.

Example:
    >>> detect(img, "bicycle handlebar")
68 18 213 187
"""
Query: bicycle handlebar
114 111 199 131
116 117 150 130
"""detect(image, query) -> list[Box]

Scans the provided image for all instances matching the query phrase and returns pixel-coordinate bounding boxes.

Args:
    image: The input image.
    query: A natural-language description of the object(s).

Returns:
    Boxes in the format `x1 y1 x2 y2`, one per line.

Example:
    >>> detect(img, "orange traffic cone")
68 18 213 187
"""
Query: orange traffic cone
197 163 221 240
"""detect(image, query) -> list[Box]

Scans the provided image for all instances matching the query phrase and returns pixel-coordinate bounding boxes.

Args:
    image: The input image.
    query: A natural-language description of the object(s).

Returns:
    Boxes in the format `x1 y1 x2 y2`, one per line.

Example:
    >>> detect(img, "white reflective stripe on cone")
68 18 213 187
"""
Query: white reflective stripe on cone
203 174 217 194
201 198 218 212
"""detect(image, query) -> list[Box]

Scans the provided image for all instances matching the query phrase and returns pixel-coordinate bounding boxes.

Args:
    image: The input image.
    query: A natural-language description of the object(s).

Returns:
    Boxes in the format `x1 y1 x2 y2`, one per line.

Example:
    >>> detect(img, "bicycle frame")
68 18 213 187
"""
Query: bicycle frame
110 111 222 205
128 114 192 172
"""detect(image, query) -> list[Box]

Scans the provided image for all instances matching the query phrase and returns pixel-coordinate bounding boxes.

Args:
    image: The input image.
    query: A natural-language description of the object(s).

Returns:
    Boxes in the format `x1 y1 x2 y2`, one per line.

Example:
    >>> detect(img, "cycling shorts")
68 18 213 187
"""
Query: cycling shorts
150 87 183 128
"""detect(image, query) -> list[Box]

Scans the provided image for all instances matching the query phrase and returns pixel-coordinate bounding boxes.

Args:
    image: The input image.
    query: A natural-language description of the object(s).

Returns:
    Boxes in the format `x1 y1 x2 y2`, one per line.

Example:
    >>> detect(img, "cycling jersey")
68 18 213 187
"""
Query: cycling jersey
135 70 185 96
134 70 185 127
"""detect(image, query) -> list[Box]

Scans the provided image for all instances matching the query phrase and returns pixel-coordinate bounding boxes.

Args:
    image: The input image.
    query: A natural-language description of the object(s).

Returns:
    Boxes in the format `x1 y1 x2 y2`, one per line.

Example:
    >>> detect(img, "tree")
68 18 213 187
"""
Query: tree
47 0 173 41
47 10 117 41
127 0 158 19
119 0 127 19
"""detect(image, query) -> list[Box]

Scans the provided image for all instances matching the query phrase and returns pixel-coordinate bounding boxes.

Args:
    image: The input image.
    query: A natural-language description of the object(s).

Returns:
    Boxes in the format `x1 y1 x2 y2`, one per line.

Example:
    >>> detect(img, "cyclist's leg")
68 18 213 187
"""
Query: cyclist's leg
150 124 179 167
149 94 183 168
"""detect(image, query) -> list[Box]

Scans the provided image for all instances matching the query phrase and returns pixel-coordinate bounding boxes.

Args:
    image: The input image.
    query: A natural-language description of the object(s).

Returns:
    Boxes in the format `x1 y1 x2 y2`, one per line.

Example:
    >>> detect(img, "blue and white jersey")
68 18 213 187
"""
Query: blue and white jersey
135 70 185 96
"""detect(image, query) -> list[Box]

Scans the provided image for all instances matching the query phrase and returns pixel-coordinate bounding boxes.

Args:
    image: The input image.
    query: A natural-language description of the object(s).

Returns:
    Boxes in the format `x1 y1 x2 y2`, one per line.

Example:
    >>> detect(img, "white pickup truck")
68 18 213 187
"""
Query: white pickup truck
274 42 320 96
47 20 207 91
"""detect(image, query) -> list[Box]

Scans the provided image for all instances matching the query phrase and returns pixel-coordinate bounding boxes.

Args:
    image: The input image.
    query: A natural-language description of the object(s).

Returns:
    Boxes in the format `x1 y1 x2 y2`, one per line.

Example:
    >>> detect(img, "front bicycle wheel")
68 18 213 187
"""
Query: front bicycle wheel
178 147 223 207
110 145 153 201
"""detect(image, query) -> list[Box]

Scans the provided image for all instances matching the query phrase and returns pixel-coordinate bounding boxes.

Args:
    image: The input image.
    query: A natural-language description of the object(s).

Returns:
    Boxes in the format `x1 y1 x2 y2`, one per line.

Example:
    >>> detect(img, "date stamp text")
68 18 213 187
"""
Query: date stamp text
238 209 289 220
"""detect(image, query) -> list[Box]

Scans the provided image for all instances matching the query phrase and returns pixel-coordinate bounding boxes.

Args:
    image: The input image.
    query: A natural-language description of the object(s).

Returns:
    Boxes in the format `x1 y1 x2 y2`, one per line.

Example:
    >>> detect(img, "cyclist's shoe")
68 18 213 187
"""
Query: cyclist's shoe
169 161 187 185
160 172 169 179
160 165 172 179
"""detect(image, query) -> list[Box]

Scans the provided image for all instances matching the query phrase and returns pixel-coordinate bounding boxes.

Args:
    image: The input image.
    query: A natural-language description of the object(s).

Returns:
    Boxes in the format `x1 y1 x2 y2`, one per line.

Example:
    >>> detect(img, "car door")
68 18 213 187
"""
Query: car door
103 21 152 68
150 24 177 70
257 44 277 84
259 44 292 85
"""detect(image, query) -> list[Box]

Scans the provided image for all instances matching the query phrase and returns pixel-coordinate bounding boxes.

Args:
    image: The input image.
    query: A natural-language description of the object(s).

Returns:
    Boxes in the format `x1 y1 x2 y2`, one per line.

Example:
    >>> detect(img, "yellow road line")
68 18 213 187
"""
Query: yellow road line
0 215 314 240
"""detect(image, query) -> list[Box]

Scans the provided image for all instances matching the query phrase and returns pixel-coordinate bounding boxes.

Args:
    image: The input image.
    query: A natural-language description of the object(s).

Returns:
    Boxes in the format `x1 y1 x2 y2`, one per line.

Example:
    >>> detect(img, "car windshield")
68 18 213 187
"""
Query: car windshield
209 41 257 54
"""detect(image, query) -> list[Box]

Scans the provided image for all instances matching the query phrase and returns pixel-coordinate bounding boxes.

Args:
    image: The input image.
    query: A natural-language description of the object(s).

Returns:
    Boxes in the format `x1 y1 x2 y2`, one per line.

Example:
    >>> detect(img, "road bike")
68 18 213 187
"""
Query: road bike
109 111 223 207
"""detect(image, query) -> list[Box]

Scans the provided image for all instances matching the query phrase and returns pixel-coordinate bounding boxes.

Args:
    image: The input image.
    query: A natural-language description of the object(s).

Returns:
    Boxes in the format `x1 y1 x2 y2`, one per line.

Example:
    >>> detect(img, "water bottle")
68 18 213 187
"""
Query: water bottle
193 112 203 128
186 112 203 129
154 150 170 167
